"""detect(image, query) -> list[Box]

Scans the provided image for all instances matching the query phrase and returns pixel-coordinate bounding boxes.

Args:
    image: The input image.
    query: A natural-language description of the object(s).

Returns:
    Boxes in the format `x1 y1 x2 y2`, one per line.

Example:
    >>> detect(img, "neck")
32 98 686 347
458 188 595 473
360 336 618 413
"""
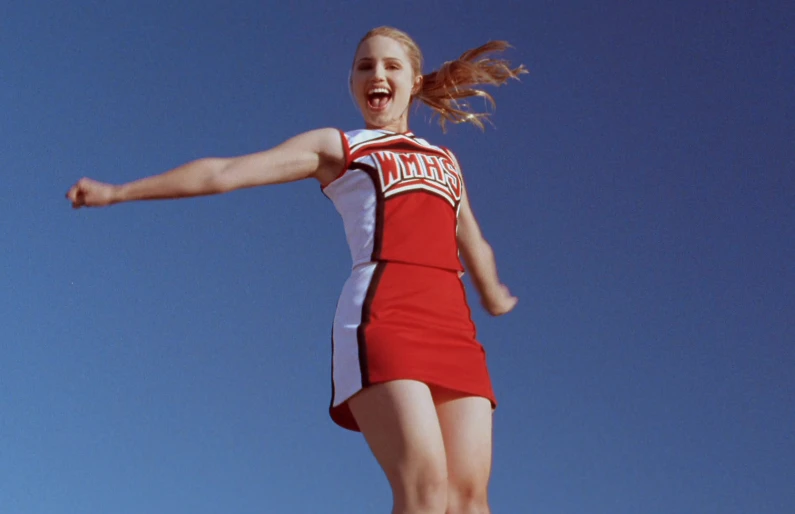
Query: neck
366 112 410 134
367 124 410 133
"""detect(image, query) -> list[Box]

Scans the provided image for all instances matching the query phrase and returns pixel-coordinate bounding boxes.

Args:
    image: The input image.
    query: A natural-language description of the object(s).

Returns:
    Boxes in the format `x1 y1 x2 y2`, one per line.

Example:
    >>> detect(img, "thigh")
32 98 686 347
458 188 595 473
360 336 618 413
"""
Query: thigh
434 391 494 490
348 380 448 489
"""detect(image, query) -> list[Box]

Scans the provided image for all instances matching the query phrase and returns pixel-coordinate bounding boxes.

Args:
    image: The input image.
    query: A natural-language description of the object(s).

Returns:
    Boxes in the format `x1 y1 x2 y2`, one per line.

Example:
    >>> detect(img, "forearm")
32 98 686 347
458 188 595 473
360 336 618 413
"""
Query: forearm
114 158 226 203
460 238 503 300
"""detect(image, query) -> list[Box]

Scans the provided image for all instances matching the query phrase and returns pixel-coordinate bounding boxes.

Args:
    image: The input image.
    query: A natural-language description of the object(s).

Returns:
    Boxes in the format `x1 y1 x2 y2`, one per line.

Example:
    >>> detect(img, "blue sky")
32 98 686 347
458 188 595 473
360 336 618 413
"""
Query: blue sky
2 1 793 513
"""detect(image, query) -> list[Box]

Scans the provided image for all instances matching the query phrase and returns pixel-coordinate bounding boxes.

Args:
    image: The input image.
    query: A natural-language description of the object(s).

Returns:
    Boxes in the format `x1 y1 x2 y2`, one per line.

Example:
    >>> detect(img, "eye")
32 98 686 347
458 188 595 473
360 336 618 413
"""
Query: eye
357 63 373 71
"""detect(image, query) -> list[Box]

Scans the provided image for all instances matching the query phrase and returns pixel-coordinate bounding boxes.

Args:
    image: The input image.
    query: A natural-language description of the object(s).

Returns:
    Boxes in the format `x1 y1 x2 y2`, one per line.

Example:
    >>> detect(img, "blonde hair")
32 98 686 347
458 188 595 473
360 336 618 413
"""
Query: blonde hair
356 26 527 131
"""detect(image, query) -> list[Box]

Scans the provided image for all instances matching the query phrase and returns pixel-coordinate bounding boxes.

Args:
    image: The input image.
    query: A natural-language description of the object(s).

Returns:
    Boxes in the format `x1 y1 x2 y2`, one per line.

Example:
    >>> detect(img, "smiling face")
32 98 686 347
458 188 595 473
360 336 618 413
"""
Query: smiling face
351 35 422 133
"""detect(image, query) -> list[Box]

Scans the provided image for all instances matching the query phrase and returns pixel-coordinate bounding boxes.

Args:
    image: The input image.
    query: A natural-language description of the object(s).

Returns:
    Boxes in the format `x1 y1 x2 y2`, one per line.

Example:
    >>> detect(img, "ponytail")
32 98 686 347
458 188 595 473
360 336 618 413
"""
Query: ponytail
416 41 527 131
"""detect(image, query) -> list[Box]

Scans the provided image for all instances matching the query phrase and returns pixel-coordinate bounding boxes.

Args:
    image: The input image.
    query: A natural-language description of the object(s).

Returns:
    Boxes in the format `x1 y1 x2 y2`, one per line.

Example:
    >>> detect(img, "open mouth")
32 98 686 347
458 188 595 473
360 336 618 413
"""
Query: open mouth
367 87 393 112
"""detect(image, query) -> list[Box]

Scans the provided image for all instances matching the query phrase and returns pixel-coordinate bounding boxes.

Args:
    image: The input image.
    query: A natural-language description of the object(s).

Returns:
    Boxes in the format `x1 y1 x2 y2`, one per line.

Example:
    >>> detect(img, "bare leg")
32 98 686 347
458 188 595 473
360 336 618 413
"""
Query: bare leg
433 389 493 514
348 380 449 514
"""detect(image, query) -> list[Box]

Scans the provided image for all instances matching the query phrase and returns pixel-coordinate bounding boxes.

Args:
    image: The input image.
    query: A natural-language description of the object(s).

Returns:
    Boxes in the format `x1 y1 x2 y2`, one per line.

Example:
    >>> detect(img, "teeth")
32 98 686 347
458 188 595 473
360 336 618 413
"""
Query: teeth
368 87 391 95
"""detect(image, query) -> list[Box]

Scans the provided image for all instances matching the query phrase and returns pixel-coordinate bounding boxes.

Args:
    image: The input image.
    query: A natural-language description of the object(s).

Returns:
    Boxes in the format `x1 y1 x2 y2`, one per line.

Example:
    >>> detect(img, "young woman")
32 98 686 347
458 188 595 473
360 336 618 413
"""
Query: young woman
67 26 524 514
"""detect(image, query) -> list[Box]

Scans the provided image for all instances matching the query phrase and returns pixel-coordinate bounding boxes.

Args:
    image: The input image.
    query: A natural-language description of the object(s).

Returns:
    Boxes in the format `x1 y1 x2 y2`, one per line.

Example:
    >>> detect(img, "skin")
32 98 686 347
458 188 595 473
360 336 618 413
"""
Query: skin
350 35 421 133
66 33 517 514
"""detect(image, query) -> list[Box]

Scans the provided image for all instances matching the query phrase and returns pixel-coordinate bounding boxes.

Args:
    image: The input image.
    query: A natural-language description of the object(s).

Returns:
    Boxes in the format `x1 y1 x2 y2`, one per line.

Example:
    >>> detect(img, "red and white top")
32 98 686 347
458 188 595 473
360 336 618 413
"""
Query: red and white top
323 129 465 272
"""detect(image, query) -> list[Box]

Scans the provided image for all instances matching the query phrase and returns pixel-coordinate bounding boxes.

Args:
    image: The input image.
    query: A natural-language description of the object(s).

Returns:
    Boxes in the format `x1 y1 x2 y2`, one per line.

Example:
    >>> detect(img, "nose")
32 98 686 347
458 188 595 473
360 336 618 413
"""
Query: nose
372 62 387 81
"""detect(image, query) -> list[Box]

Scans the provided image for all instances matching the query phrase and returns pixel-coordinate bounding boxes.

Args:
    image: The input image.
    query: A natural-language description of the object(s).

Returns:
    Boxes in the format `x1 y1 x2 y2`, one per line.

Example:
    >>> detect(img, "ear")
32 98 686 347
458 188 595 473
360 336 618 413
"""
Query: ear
412 74 423 96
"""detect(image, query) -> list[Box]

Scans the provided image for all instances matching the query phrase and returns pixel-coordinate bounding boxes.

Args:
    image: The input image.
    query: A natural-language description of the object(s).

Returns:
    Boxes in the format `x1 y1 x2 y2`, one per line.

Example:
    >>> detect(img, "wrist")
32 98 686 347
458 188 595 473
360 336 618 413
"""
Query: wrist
110 184 126 204
479 280 503 302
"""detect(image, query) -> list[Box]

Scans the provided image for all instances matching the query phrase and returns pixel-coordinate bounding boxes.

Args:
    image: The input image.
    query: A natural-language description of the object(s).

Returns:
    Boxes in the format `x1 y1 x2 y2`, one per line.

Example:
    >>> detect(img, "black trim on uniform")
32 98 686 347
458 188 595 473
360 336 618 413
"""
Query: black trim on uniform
349 161 386 261
349 161 378 173
328 293 343 410
356 261 387 387
328 324 336 409
351 140 449 161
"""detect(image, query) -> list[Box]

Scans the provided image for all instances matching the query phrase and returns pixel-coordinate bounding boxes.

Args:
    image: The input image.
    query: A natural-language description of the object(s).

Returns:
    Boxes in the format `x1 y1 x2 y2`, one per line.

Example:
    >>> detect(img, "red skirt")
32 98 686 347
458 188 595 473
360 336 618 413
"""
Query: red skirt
329 261 496 432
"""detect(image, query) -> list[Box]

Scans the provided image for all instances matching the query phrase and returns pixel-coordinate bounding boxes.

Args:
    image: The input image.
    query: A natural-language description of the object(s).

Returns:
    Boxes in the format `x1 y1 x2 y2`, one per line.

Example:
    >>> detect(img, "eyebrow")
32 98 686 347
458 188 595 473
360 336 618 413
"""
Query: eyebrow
356 56 404 65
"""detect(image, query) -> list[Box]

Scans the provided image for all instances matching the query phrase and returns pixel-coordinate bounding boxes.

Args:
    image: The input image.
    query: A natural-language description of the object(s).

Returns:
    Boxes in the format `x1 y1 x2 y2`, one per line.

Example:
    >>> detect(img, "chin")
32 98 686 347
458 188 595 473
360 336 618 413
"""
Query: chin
372 109 407 126
364 116 391 129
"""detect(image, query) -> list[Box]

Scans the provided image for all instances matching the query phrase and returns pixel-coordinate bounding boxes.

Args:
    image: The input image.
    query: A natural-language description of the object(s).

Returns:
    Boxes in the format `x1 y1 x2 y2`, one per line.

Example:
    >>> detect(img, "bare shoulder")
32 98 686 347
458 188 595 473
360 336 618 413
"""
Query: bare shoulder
280 127 346 184
283 127 342 151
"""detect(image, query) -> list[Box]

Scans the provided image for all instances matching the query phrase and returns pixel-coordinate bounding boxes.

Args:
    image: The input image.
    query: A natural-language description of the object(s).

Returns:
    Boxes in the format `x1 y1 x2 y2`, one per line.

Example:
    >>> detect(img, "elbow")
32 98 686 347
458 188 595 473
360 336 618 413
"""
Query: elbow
478 238 495 262
459 234 493 265
200 158 233 194
459 232 491 254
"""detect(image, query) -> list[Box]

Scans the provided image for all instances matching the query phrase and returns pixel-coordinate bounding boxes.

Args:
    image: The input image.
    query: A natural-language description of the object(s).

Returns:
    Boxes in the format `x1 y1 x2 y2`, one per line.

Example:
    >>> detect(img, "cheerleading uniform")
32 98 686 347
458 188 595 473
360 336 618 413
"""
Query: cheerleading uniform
322 128 496 432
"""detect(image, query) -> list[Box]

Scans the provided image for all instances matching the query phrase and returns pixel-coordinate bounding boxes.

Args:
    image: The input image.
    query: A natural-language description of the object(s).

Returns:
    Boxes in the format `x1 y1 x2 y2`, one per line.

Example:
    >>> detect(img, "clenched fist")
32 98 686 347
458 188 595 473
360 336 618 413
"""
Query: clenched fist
482 284 519 316
66 178 119 209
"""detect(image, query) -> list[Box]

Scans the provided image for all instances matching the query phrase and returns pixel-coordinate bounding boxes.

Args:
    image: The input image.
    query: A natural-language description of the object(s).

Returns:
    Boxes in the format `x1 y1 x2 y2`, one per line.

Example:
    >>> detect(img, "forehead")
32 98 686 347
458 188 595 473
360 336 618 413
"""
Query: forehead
355 35 409 62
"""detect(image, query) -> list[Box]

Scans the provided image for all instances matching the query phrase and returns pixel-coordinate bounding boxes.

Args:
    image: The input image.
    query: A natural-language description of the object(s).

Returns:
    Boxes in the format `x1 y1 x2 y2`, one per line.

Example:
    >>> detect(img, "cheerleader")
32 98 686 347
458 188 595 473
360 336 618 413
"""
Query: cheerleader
67 26 524 514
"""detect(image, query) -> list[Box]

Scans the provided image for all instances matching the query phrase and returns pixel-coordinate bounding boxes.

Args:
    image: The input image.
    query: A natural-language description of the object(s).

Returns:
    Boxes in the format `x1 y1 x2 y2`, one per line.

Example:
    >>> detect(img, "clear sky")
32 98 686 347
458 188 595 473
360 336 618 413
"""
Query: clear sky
2 1 793 513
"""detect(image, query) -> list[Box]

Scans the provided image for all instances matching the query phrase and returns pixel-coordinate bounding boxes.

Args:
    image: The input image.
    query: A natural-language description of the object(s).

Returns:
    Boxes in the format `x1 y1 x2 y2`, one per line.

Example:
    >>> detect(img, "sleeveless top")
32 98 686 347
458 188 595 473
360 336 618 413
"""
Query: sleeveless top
322 129 465 272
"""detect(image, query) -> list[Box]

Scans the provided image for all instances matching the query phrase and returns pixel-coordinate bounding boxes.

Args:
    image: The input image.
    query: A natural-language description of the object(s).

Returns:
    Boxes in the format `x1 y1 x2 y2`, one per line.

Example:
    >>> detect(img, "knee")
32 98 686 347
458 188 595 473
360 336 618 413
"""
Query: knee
446 481 489 514
417 472 449 513
394 465 448 514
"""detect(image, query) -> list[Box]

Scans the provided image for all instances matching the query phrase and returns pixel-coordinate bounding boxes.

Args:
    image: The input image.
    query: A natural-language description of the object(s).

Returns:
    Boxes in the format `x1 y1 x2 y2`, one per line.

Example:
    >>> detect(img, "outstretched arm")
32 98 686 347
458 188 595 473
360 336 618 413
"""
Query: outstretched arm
457 185 518 316
66 128 345 208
